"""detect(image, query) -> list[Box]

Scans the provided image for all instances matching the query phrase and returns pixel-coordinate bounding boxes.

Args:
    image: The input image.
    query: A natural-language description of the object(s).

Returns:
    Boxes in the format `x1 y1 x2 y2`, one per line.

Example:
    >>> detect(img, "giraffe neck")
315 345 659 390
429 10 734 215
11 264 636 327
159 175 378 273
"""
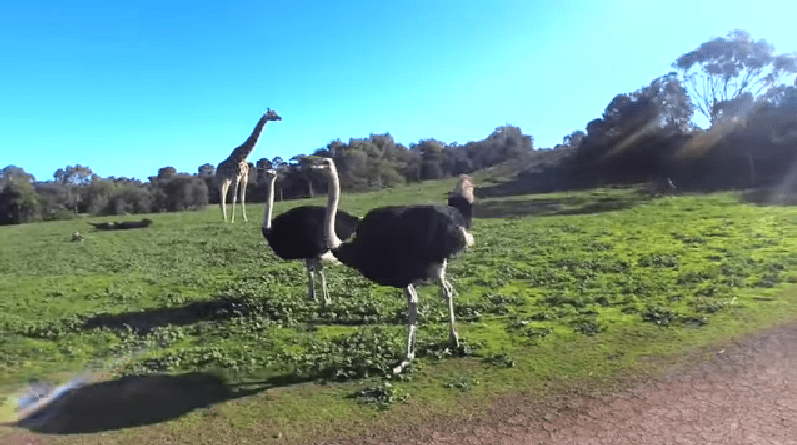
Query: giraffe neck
262 175 277 231
231 117 269 161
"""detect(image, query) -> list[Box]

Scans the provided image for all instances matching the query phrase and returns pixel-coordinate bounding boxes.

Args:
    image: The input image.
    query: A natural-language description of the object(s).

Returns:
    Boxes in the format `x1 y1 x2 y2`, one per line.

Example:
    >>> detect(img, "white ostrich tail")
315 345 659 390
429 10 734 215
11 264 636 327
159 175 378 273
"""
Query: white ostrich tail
320 250 340 264
460 227 474 248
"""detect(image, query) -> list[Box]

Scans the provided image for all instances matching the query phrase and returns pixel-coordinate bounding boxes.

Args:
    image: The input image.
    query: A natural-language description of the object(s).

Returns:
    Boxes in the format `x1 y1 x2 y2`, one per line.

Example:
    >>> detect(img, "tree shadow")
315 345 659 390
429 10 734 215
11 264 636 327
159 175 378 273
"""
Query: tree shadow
473 194 649 219
740 187 797 206
88 218 153 231
473 179 545 199
14 372 267 434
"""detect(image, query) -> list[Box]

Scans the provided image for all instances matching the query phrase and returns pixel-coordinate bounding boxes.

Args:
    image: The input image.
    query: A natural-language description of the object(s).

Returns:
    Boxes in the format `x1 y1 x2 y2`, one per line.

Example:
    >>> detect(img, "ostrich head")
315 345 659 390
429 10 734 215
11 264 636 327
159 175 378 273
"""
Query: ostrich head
263 169 278 181
264 108 282 122
299 156 335 174
451 174 474 203
299 156 342 249
261 169 280 234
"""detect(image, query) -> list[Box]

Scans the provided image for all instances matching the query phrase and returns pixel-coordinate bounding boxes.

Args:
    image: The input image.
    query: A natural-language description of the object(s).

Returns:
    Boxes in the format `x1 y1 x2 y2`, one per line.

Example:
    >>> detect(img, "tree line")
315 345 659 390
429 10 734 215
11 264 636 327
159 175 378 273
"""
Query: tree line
3 29 796 225
0 125 533 225
489 30 797 196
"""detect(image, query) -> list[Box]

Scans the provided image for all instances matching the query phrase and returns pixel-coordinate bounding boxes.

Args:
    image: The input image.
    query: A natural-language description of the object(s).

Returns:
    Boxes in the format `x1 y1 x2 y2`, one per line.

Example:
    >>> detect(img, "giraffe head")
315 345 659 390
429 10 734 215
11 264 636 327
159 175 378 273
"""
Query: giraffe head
264 108 282 122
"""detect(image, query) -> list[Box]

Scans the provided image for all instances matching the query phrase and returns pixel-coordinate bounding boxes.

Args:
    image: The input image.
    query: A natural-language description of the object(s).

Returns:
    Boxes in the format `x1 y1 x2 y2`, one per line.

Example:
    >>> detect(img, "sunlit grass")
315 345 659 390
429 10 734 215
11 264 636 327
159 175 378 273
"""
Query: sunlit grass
3 180 797 443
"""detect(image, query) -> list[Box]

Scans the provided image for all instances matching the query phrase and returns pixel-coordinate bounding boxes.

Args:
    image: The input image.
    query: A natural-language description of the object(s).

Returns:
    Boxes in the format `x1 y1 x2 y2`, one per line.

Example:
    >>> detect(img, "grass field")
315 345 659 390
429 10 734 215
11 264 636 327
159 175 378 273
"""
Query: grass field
3 176 797 443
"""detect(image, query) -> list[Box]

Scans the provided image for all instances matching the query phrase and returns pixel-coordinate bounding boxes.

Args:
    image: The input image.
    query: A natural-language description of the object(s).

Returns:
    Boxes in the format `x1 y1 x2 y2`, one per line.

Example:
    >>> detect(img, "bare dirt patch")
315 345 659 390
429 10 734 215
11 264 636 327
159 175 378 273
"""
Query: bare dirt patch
324 322 797 445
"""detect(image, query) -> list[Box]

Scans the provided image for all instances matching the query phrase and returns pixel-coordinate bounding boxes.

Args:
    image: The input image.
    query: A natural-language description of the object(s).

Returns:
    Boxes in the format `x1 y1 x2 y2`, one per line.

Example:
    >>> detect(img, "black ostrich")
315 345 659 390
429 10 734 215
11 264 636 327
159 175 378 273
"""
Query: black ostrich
306 157 474 373
260 169 360 304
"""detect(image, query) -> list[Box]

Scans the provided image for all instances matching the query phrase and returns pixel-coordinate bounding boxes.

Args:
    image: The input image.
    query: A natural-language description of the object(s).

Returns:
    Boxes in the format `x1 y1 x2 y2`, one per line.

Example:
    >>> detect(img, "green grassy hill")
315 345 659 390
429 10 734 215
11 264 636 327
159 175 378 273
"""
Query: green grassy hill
3 177 797 443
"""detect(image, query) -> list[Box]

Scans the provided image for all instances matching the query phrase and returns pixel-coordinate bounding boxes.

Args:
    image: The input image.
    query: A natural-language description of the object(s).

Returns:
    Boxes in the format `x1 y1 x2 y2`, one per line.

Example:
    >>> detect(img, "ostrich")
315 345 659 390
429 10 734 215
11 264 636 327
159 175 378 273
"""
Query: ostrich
306 157 474 373
260 168 360 304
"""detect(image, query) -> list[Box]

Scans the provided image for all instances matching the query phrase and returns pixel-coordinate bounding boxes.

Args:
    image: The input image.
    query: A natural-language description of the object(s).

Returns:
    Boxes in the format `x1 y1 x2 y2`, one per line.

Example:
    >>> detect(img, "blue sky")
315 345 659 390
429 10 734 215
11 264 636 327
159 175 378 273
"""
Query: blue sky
2 0 795 182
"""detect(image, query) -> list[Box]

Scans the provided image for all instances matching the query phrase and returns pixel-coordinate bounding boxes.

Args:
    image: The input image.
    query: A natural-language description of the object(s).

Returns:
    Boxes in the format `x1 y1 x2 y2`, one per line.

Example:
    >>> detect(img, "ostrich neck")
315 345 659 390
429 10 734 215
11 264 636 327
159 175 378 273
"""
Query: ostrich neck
324 166 342 249
262 176 276 230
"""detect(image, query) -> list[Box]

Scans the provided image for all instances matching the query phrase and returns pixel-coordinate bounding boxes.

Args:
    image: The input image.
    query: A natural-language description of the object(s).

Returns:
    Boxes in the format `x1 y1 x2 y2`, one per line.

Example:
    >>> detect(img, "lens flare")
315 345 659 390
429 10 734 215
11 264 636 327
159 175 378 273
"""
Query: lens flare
1 348 149 425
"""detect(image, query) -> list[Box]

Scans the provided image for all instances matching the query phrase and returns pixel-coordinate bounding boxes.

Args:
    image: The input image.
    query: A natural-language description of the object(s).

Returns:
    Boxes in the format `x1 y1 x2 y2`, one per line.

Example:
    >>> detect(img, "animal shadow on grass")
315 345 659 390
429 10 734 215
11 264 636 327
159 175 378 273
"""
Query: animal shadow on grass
78 293 388 335
15 372 266 434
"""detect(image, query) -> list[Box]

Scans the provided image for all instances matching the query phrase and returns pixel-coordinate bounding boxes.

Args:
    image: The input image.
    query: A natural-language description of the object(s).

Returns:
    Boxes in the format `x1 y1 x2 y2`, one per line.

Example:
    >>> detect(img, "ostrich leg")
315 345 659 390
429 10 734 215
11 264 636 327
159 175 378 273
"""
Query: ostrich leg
435 259 460 347
393 284 418 374
441 277 460 347
317 263 331 305
305 258 317 302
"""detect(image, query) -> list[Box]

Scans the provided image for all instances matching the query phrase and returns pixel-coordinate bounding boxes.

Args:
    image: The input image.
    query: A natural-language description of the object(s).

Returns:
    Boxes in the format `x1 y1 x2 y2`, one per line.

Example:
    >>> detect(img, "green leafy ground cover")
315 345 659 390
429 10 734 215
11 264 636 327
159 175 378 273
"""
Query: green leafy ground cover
2 177 797 443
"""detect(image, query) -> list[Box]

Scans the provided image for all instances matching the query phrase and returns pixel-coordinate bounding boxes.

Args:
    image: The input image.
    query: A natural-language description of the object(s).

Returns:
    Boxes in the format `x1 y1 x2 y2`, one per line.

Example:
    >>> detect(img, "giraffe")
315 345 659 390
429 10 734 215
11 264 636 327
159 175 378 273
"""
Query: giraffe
216 109 282 222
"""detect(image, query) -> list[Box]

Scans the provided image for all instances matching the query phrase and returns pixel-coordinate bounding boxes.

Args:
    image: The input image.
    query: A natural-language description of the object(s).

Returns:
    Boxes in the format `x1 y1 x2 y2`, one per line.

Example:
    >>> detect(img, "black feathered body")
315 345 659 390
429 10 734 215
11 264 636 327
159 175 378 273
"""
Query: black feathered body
332 205 469 288
263 206 359 261
446 196 473 229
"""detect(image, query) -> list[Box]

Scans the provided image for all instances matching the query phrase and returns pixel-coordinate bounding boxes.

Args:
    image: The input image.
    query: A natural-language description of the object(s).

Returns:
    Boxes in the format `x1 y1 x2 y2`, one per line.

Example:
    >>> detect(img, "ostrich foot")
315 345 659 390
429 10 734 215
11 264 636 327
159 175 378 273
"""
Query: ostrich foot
392 353 415 375
450 331 460 348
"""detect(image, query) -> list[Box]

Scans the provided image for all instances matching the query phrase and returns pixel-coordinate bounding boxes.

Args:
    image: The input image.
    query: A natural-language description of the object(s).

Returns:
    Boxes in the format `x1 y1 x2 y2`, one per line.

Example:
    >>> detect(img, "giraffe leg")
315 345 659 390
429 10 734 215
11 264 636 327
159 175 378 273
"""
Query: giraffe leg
393 284 418 374
437 259 459 347
317 261 331 305
231 179 240 223
305 258 317 302
220 181 230 222
241 171 249 222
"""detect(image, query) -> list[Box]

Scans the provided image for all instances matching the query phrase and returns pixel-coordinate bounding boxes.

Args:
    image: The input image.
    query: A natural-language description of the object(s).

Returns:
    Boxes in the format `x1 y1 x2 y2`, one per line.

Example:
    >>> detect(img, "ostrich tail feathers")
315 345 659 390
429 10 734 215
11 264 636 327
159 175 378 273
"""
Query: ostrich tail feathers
320 250 340 264
460 227 474 248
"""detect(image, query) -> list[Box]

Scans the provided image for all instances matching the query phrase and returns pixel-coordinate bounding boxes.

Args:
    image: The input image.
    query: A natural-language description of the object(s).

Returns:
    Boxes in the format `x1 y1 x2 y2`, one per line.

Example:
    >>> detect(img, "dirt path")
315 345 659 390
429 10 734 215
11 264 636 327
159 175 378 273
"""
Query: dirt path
328 322 797 445
4 322 797 445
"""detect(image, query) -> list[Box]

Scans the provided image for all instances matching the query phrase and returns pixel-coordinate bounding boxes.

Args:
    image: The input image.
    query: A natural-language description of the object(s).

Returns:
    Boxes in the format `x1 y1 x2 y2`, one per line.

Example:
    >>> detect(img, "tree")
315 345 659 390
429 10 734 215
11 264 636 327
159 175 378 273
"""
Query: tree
289 155 315 197
197 163 215 178
0 180 41 224
411 139 449 180
0 165 35 184
555 131 586 151
270 157 288 201
255 158 273 183
674 30 797 124
53 165 95 185
157 166 177 180
52 164 96 213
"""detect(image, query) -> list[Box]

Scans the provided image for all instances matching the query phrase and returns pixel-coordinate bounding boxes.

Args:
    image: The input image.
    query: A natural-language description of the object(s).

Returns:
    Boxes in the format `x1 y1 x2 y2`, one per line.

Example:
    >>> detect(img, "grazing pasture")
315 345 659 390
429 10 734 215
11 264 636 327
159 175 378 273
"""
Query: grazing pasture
3 176 797 443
